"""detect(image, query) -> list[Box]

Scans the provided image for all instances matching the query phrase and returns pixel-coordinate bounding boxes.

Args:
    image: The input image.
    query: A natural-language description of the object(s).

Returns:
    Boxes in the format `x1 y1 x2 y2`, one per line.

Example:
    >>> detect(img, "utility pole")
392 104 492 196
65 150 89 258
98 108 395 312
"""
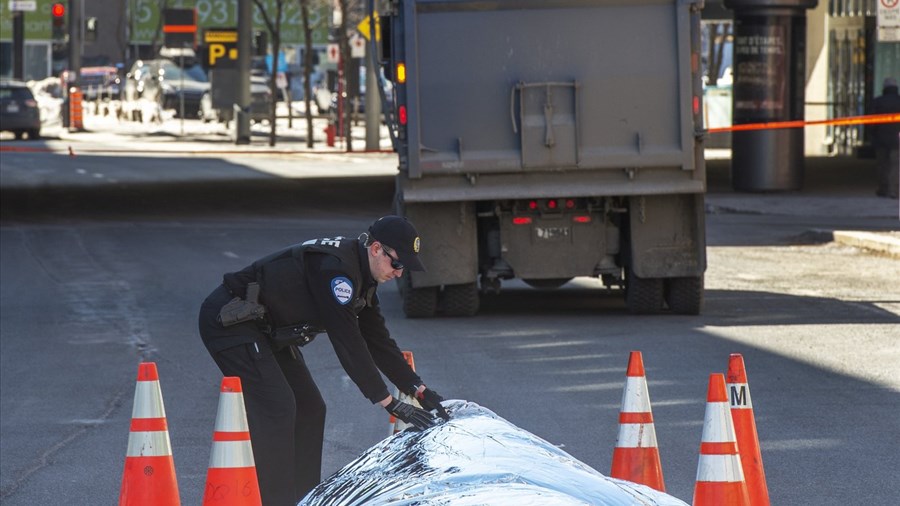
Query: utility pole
67 0 81 88
235 0 252 145
364 0 381 151
12 10 24 79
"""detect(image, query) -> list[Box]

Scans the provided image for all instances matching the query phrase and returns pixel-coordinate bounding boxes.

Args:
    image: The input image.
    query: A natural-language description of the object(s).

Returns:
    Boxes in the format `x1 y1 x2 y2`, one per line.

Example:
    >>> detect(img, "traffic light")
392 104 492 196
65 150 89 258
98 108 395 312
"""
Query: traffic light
85 17 97 43
51 2 66 41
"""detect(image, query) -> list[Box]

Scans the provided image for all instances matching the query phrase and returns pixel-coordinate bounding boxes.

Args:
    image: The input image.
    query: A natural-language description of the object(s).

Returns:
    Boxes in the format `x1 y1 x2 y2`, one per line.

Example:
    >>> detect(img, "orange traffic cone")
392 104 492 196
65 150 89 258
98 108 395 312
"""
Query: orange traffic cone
693 373 751 506
609 351 665 491
202 377 261 506
389 351 420 434
119 362 181 505
727 354 770 506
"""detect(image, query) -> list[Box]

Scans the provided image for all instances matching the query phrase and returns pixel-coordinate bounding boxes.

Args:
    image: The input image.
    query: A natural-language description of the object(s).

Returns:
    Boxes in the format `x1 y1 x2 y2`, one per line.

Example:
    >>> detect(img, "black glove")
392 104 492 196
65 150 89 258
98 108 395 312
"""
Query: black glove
385 398 437 431
415 387 450 421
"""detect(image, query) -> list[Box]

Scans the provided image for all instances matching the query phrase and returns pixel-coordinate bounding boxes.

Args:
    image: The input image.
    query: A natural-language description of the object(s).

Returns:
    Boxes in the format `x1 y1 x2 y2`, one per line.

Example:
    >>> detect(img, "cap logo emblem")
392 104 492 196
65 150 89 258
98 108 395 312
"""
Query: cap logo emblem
413 237 420 253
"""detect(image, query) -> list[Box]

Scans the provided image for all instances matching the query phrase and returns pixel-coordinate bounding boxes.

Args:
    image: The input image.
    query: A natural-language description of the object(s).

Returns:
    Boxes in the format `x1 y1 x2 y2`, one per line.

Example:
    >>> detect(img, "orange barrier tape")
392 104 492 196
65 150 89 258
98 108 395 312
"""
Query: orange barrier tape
708 113 900 134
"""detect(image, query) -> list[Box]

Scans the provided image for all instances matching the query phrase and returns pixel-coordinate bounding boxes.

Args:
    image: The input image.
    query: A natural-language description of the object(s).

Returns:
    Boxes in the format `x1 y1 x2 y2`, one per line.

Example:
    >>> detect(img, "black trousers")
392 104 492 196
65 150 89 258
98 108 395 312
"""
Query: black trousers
199 286 326 506
876 147 899 197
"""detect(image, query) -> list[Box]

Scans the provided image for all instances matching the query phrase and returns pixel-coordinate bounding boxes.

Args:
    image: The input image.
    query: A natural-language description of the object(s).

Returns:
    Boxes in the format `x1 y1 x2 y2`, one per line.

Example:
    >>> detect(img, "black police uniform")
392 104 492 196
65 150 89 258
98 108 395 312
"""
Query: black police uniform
872 82 900 198
197 236 422 505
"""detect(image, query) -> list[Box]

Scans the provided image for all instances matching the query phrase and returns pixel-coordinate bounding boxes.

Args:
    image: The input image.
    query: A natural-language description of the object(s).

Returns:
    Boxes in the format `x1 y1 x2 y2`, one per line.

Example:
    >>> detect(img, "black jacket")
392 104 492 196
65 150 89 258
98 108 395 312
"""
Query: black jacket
206 236 421 403
872 86 900 150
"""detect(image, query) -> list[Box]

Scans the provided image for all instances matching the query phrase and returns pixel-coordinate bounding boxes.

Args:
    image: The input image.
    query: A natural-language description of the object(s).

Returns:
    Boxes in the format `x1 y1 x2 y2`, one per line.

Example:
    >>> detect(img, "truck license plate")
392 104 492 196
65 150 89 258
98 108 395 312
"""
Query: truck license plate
535 226 570 240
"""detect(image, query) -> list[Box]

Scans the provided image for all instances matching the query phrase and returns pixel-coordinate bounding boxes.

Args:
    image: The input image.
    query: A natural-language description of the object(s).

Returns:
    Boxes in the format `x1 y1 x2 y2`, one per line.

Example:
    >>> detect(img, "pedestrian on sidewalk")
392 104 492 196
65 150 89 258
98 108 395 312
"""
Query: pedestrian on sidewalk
197 216 449 505
872 77 900 199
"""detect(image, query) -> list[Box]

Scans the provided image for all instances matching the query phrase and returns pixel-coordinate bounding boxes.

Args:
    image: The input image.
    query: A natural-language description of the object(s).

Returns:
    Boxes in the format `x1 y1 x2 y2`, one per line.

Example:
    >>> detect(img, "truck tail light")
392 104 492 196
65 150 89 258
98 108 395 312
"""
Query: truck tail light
546 199 558 210
572 215 591 224
398 105 407 125
512 216 532 225
528 200 538 210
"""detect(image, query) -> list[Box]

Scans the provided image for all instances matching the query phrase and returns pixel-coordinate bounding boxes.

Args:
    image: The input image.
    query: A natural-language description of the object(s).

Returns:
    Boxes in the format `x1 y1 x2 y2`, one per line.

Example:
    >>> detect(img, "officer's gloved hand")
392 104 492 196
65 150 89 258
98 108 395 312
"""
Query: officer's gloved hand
415 386 451 421
385 398 437 431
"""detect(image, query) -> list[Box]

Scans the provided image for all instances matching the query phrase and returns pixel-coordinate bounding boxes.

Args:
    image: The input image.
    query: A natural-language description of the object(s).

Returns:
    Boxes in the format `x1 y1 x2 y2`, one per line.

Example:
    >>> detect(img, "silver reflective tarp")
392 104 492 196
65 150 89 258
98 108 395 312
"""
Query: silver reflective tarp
299 401 687 505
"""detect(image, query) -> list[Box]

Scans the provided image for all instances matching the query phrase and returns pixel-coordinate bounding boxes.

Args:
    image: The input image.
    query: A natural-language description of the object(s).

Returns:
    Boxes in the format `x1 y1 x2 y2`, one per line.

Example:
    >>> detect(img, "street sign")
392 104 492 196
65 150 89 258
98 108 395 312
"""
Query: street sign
878 0 900 41
357 12 380 41
327 43 340 63
163 8 197 48
204 28 238 68
8 0 37 11
350 34 365 58
128 1 331 46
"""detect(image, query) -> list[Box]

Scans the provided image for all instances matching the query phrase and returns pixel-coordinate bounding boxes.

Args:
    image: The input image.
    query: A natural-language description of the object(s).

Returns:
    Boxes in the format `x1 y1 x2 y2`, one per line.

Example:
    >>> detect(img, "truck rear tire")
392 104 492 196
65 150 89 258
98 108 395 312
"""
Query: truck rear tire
398 273 438 318
440 283 480 317
625 266 664 314
664 276 704 315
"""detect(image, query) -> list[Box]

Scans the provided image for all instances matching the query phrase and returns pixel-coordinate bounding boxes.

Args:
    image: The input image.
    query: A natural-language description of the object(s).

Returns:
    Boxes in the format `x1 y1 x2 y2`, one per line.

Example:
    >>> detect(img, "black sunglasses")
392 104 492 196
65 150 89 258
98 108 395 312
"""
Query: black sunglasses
382 247 405 270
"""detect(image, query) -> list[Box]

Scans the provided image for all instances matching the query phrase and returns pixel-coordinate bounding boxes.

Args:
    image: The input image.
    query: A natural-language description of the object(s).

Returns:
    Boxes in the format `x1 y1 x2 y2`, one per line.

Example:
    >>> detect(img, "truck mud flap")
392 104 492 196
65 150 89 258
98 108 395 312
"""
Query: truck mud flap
400 201 478 288
628 193 706 279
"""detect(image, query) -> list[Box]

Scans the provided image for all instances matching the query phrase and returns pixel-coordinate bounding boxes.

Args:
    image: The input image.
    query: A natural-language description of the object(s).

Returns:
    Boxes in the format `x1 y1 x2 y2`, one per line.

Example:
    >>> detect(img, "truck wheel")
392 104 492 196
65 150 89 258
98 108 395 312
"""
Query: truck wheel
398 273 438 318
664 276 704 315
625 266 664 314
440 283 480 317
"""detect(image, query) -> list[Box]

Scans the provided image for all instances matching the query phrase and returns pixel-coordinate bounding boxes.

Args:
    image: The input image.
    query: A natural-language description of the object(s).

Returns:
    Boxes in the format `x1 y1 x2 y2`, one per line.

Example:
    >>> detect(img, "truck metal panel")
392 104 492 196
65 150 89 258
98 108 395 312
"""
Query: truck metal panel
403 0 700 183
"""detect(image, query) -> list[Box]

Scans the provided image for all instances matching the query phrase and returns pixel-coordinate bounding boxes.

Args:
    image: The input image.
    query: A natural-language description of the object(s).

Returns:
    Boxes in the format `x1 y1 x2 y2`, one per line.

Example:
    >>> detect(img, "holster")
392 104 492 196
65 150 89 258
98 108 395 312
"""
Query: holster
217 282 267 327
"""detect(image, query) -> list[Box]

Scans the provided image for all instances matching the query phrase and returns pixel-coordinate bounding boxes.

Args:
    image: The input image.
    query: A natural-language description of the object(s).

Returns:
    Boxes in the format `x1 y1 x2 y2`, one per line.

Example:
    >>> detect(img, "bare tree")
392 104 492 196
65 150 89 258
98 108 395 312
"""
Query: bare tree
299 0 315 148
253 0 289 147
149 0 171 57
338 0 353 150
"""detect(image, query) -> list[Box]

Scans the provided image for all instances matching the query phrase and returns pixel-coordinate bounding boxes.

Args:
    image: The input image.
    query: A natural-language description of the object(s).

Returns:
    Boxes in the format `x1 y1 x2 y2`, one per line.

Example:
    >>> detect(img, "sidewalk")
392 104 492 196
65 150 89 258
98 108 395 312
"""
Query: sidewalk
36 100 394 155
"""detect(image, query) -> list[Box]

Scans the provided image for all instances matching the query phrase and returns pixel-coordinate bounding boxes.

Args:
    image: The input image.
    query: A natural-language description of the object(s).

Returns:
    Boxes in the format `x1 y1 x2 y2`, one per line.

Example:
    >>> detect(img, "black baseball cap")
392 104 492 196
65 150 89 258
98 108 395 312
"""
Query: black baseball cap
368 215 426 271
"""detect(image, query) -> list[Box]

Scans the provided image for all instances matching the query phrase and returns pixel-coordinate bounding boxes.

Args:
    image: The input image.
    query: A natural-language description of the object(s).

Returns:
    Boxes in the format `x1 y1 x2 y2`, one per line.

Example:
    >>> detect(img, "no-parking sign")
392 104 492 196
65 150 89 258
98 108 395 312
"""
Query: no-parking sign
878 0 900 41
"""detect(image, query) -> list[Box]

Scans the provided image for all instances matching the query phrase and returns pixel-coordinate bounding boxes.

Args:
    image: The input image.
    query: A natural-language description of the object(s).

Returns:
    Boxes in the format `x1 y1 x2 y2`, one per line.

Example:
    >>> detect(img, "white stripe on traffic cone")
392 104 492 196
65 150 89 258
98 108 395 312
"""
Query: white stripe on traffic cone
610 351 665 491
202 376 261 506
693 373 751 506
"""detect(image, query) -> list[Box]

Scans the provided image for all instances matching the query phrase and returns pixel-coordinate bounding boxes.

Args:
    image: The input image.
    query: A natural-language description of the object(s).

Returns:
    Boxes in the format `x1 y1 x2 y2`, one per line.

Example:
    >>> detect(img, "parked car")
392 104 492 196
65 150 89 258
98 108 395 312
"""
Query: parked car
77 66 122 101
0 80 41 140
199 75 273 124
124 58 209 118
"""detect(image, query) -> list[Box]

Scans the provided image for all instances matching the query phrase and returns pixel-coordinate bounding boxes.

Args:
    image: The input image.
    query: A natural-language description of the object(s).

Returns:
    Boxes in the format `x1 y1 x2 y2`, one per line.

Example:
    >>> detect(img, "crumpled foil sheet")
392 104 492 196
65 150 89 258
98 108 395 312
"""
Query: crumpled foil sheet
299 400 687 505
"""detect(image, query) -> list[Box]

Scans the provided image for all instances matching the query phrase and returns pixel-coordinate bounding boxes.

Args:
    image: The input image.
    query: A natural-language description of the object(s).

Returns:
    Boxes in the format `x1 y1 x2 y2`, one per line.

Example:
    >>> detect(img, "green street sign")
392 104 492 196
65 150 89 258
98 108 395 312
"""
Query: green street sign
0 0 55 40
128 0 330 46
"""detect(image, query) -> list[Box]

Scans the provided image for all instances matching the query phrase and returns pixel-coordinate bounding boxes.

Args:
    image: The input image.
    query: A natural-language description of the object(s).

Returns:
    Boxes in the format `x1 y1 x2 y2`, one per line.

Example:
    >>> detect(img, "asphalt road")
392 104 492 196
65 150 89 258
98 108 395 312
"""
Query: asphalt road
1 146 898 505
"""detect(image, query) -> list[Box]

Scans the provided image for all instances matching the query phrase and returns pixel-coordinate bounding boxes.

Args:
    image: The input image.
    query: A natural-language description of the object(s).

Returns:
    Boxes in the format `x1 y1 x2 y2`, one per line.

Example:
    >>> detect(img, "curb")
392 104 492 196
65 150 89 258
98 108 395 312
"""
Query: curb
831 231 900 259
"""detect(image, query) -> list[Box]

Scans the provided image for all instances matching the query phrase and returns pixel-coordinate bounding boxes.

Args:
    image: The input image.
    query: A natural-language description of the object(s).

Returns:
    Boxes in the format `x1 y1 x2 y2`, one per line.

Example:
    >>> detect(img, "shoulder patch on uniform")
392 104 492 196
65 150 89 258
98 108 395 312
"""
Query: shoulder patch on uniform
331 276 354 305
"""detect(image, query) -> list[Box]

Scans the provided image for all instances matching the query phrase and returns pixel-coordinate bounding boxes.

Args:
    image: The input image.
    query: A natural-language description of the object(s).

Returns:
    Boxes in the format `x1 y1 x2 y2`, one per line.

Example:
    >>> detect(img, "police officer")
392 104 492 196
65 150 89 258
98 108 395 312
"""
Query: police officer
198 216 448 505
872 77 900 199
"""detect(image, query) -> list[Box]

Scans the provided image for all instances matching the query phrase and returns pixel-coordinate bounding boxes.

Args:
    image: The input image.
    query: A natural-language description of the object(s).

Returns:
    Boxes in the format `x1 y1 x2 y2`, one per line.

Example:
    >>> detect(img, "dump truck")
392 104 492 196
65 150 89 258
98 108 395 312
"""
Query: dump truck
381 0 707 317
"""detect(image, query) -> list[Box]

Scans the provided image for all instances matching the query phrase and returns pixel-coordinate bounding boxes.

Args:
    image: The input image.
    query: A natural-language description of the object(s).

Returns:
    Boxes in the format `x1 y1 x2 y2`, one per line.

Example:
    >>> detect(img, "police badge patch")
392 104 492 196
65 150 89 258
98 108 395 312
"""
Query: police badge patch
331 277 353 304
